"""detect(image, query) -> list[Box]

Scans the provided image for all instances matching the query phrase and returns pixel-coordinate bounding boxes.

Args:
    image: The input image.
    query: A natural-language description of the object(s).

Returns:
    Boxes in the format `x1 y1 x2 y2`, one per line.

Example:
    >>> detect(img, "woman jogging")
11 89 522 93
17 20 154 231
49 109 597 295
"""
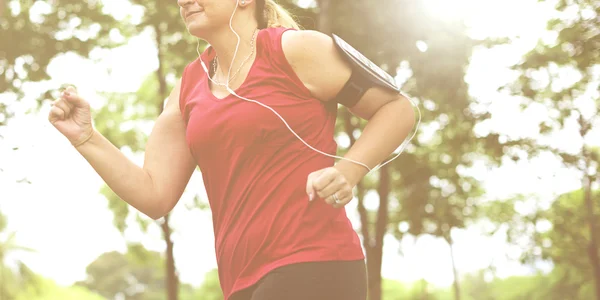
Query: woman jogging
48 0 416 299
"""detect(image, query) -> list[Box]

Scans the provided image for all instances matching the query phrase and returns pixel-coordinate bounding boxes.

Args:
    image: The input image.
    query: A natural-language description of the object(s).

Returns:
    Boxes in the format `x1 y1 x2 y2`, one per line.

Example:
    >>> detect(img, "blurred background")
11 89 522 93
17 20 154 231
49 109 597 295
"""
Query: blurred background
0 0 598 299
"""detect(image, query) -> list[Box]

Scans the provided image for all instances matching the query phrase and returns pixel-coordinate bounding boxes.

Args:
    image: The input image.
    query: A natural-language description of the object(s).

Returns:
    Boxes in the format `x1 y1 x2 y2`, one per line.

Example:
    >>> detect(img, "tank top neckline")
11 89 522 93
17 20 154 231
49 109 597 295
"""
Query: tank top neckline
200 29 267 102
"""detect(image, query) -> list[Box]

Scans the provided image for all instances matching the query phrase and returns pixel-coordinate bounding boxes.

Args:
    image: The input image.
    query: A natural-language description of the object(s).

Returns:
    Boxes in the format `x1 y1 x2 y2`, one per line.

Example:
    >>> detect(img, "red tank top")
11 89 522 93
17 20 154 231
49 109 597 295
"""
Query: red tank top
179 27 364 300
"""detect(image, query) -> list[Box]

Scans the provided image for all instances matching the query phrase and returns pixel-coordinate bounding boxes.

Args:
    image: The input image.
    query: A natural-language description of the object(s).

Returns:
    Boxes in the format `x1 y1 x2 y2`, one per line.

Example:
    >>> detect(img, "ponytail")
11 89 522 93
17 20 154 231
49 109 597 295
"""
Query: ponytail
256 0 300 29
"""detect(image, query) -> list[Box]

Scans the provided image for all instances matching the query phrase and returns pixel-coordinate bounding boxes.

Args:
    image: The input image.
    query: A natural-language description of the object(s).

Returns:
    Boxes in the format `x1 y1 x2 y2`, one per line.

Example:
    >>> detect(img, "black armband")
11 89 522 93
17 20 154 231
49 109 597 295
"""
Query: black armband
331 34 400 107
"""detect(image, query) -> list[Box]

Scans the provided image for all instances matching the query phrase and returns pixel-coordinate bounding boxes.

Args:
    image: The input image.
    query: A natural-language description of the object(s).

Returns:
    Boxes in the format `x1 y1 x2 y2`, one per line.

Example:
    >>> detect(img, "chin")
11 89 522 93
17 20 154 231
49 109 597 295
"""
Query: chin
187 20 221 40
189 26 230 43
187 26 209 39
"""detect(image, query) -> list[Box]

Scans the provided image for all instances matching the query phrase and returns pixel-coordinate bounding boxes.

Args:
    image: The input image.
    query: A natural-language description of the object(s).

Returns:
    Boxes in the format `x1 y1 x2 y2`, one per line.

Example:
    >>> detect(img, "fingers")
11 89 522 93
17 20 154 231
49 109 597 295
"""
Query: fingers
306 169 326 201
317 176 345 200
63 86 77 93
307 167 354 208
48 86 79 124
53 98 72 116
48 106 65 123
61 87 87 108
312 168 338 196
327 188 353 208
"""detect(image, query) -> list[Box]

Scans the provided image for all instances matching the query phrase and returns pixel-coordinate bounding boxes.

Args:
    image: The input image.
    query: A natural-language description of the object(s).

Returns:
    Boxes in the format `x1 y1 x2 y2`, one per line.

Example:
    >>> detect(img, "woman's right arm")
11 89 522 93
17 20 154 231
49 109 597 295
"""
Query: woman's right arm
49 81 197 219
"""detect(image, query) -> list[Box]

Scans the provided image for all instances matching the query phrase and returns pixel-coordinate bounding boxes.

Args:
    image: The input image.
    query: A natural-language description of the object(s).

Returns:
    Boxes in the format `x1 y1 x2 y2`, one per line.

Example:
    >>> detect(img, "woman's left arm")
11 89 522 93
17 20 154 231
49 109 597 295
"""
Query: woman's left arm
282 30 416 207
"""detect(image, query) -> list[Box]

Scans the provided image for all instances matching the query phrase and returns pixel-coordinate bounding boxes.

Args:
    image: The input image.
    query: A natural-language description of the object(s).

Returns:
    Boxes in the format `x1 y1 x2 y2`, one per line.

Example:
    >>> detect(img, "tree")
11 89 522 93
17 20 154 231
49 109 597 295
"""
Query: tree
483 190 599 299
0 0 125 126
0 211 37 300
539 189 598 299
316 1 504 299
76 243 167 300
507 0 600 297
76 243 207 300
92 0 199 298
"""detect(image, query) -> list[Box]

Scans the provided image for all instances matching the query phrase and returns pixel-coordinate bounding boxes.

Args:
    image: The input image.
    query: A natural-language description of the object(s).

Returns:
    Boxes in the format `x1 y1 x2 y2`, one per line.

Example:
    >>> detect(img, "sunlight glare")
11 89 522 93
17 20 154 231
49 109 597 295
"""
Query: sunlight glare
422 0 558 40
422 0 475 22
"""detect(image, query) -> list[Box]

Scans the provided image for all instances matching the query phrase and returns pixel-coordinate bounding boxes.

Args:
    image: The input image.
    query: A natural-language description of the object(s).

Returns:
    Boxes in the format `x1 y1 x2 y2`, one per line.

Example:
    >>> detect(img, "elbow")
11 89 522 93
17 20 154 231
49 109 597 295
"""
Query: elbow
143 196 174 221
147 201 173 220
142 172 174 220
147 211 166 221
140 205 165 220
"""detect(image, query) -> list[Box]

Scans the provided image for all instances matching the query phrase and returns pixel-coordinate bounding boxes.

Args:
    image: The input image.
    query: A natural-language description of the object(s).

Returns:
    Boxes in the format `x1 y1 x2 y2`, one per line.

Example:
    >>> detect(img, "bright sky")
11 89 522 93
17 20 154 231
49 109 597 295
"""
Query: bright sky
0 0 588 291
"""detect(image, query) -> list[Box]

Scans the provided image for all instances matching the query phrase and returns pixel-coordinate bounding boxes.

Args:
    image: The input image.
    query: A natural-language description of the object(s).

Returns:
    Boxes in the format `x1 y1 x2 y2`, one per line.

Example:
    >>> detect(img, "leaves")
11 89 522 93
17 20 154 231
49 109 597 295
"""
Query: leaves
0 211 39 300
76 245 166 300
497 2 600 292
0 0 128 122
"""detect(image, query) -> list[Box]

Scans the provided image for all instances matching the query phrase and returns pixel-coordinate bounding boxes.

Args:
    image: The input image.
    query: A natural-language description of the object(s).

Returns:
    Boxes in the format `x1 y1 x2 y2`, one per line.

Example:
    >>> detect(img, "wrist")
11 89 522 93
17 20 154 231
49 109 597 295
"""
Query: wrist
72 128 95 148
335 159 369 187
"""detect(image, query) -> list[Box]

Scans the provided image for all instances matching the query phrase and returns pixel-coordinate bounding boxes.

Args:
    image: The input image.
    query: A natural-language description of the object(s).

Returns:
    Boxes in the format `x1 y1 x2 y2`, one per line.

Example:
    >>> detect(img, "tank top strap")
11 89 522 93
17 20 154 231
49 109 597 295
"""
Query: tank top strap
257 27 295 68
256 27 313 99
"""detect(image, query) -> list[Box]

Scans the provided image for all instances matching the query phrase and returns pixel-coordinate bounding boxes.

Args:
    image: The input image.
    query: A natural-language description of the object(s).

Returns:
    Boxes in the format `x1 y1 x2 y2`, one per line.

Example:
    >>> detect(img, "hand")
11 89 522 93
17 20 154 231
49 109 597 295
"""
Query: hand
48 86 94 147
306 167 354 208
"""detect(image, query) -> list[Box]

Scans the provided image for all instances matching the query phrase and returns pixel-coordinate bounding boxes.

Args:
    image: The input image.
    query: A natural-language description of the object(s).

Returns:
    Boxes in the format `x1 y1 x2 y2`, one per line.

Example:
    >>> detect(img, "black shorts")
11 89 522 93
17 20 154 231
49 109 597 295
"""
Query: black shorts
231 260 367 300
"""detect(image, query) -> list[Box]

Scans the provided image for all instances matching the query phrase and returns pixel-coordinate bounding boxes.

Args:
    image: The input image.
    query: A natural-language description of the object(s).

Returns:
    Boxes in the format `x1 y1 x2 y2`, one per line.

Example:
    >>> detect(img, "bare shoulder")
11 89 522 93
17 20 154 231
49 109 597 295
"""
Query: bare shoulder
281 30 352 101
281 30 334 58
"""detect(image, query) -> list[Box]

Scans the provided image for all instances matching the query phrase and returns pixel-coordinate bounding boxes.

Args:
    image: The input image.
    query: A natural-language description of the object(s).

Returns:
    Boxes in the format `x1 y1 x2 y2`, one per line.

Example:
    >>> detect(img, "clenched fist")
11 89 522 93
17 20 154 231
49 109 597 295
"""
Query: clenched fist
306 167 355 208
48 86 94 147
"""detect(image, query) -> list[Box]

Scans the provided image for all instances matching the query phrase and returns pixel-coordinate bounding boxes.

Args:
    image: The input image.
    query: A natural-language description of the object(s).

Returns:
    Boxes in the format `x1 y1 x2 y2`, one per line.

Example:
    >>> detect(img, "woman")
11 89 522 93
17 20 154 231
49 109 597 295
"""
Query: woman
48 0 415 299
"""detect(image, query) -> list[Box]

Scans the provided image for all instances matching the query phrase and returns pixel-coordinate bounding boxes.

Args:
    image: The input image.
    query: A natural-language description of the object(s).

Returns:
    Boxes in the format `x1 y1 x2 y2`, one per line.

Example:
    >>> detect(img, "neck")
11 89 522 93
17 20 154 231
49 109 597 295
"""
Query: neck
207 19 259 74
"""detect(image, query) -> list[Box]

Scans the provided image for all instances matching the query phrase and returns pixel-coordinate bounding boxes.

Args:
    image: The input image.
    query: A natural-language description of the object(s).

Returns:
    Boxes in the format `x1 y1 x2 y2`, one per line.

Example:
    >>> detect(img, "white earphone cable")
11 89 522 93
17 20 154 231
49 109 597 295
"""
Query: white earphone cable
226 87 374 171
370 96 421 173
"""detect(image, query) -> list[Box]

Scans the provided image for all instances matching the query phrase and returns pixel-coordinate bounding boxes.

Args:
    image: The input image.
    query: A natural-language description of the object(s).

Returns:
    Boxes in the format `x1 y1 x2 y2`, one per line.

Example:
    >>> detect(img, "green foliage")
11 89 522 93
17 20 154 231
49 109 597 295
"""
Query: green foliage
382 279 449 300
128 0 201 76
0 211 38 300
544 190 595 266
16 277 105 300
0 0 127 125
499 0 600 297
510 0 598 152
539 189 599 298
381 273 571 300
484 188 600 298
461 272 545 300
325 0 501 244
73 244 211 300
195 269 224 300
76 243 166 300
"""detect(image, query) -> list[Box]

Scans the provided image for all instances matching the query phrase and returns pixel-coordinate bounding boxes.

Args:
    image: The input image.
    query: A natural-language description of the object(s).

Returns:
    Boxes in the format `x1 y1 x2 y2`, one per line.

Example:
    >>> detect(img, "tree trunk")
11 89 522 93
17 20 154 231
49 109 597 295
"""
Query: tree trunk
584 175 600 300
343 113 370 242
154 23 178 300
343 111 389 300
368 164 389 300
316 0 332 34
161 214 179 300
421 279 429 300
355 182 372 296
446 233 461 300
343 113 371 297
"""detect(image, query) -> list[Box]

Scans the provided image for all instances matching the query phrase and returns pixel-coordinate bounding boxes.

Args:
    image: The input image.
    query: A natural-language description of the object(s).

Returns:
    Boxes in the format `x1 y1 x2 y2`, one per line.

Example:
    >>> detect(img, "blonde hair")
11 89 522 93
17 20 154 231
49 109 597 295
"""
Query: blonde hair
257 0 300 29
